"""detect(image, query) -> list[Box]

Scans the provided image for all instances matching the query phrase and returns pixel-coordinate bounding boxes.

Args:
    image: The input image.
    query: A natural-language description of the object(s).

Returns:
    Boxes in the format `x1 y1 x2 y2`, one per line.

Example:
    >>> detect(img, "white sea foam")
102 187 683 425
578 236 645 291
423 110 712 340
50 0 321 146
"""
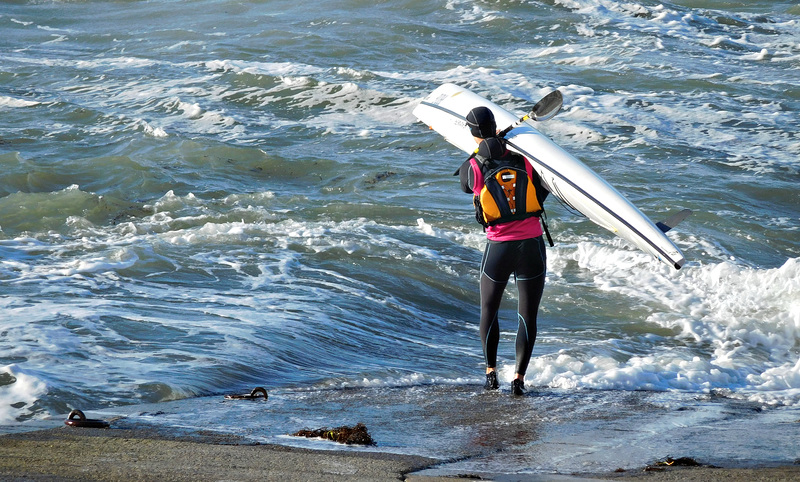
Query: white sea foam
741 48 770 61
415 218 484 252
55 248 139 277
204 59 326 77
529 237 800 404
137 120 168 138
0 96 40 108
444 0 500 24
0 365 47 424
74 56 159 70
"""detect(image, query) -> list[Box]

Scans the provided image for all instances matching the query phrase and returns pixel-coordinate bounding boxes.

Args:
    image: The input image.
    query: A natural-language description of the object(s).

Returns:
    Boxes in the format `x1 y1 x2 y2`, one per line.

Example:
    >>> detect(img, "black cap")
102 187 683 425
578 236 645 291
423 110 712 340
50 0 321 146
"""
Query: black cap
465 106 496 138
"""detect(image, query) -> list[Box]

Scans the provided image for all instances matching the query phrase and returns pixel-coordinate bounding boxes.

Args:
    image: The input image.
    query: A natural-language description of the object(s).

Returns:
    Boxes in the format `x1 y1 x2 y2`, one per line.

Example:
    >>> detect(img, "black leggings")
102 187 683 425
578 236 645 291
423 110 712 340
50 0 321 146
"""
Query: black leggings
479 236 546 377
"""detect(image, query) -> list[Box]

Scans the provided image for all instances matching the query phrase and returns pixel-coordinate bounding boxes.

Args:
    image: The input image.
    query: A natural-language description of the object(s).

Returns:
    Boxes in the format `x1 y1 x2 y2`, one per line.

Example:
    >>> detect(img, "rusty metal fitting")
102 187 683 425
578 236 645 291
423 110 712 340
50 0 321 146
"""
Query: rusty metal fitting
64 410 110 429
224 386 268 400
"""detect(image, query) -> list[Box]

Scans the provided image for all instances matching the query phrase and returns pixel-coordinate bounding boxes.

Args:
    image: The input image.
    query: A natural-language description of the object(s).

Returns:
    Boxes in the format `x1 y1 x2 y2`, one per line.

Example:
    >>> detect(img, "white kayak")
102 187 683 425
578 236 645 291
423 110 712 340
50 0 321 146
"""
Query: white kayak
412 83 687 270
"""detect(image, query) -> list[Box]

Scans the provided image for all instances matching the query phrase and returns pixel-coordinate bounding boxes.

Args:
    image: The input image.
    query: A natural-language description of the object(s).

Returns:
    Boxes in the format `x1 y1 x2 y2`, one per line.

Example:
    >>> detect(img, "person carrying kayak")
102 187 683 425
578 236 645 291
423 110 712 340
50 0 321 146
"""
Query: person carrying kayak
456 106 550 396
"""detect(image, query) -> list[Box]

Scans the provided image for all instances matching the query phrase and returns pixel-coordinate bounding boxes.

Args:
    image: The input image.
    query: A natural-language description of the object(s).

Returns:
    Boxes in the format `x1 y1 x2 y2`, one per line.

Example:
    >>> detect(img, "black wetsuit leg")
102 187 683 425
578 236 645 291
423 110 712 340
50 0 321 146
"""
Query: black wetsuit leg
479 236 547 376
479 264 506 370
513 237 546 375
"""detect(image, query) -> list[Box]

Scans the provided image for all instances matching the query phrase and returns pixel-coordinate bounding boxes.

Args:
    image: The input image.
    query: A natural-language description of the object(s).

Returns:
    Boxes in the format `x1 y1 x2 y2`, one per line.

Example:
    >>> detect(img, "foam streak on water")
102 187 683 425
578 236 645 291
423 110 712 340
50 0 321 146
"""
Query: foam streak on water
0 0 798 454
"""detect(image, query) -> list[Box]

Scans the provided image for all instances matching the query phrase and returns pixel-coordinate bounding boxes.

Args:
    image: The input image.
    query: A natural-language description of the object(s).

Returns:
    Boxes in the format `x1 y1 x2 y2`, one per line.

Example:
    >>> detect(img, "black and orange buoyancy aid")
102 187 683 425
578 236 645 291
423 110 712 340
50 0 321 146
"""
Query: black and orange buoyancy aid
472 137 543 228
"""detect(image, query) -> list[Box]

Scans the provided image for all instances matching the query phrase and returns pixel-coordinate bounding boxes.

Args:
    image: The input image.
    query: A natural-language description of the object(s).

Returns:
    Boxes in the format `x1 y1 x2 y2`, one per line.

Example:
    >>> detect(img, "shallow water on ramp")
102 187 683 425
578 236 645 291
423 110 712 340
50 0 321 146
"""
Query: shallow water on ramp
83 384 800 477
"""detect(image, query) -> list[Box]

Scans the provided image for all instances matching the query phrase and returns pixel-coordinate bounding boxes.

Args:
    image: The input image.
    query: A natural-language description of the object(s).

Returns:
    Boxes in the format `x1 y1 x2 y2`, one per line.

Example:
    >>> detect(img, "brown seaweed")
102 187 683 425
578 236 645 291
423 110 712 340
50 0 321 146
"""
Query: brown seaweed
292 423 375 445
645 456 705 471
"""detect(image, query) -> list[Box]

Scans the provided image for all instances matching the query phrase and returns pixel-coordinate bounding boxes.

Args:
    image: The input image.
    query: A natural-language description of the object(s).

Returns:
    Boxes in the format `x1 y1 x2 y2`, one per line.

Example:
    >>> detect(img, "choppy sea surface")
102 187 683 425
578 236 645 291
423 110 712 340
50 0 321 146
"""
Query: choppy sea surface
1 0 799 474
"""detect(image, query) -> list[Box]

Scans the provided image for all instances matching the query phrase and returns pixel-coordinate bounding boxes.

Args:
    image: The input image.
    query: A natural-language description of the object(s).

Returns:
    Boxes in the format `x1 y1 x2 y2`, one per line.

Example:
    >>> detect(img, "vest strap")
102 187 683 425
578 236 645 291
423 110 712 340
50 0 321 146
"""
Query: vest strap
541 208 554 247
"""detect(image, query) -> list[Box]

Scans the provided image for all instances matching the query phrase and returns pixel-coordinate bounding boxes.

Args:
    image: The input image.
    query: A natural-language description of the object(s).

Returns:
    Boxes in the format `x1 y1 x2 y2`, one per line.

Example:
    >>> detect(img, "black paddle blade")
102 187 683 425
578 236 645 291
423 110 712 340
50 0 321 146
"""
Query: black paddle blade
530 90 563 121
496 89 564 138
656 209 693 233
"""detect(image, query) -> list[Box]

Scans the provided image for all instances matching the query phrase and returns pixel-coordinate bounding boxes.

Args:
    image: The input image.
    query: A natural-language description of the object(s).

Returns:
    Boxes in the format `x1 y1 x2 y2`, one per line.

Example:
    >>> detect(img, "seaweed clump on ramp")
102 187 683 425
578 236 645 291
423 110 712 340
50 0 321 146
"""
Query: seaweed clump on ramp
645 456 710 472
292 423 375 445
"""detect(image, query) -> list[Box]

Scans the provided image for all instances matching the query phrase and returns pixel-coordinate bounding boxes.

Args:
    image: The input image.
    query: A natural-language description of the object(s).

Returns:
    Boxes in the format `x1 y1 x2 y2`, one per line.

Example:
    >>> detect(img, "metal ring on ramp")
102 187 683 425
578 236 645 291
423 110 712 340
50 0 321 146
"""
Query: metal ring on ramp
64 410 110 429
224 386 268 400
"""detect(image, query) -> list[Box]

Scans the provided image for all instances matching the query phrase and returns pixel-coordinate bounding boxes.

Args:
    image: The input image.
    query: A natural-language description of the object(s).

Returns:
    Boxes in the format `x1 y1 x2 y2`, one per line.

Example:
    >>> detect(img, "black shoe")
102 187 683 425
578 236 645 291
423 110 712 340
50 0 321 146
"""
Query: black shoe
511 379 525 396
484 371 499 390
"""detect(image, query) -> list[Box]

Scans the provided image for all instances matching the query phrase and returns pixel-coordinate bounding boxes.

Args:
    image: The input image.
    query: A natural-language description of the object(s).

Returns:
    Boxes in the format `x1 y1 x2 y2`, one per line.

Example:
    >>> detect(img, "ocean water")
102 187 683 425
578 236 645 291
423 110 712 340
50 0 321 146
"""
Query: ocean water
1 0 799 473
